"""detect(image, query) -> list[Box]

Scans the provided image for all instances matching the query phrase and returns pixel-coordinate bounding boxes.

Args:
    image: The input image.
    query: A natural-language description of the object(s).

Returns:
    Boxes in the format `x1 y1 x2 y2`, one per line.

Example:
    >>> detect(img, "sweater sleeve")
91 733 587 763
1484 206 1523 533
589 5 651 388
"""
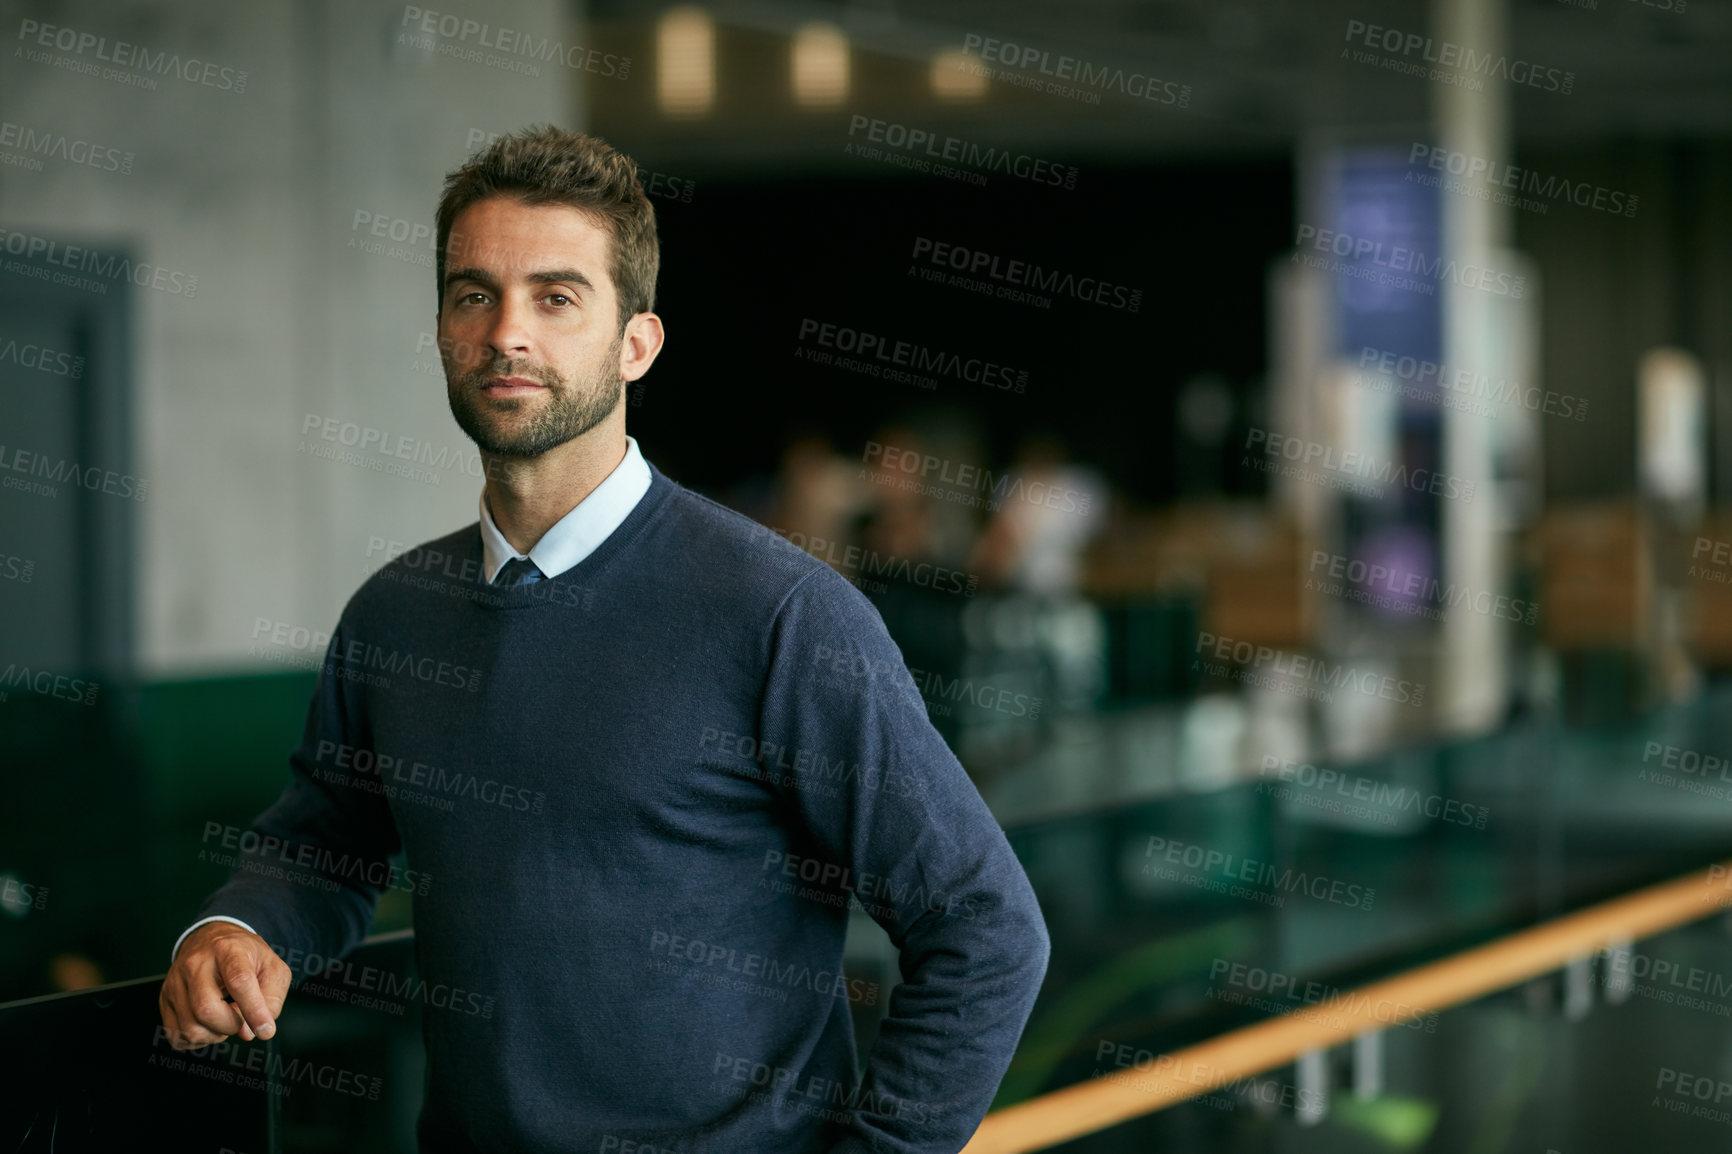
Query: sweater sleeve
187 618 407 975
759 566 1051 1154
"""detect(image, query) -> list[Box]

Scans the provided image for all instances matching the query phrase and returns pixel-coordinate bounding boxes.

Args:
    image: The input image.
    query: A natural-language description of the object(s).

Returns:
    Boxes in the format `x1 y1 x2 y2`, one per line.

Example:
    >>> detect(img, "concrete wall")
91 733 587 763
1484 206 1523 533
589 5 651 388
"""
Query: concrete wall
0 0 580 676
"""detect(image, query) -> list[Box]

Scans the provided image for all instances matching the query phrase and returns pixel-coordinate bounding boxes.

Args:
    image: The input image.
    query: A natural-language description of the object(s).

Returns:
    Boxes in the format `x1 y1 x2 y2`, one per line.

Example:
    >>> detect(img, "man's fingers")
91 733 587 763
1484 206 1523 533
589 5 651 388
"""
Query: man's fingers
157 989 186 1047
161 979 231 1050
189 989 246 1039
185 952 248 1038
259 952 292 1011
217 959 277 1041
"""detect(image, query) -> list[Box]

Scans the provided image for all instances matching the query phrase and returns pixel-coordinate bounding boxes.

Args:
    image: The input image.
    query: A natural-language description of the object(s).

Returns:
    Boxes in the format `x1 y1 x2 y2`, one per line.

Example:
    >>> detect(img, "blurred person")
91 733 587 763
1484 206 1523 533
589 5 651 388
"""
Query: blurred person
158 126 1048 1154
856 424 941 565
970 434 1108 596
853 423 979 570
849 424 980 750
768 431 869 547
969 436 1112 717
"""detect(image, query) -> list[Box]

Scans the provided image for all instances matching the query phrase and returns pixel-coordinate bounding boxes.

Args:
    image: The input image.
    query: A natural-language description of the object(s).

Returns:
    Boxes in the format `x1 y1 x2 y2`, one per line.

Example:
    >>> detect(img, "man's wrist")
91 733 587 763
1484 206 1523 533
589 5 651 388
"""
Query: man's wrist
171 915 260 964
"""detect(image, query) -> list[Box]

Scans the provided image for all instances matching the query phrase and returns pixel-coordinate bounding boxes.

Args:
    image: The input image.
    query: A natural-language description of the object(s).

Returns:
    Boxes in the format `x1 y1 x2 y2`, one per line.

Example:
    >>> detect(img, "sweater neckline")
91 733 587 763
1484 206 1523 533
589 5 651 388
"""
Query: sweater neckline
475 463 676 609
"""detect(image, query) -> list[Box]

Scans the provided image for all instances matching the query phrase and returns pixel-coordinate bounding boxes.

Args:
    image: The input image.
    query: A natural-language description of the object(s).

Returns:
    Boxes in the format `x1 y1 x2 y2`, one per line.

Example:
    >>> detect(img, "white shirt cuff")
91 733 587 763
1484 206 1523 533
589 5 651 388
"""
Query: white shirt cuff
172 915 259 964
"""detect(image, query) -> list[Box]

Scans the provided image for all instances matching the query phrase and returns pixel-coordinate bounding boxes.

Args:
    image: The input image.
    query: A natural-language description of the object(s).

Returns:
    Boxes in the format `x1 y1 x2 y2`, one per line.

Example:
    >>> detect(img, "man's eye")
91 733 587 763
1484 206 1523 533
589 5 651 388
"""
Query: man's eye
546 294 572 306
461 292 488 305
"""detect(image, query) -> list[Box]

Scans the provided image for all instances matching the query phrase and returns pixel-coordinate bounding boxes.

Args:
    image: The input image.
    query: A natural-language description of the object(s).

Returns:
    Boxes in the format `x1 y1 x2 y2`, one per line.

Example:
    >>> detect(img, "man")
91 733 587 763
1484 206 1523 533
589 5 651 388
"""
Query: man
159 124 1050 1153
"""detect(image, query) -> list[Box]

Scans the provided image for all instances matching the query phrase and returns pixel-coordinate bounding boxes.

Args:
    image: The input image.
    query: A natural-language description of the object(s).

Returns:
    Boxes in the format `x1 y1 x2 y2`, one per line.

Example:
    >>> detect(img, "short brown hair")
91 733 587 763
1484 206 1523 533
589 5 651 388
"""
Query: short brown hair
435 125 658 333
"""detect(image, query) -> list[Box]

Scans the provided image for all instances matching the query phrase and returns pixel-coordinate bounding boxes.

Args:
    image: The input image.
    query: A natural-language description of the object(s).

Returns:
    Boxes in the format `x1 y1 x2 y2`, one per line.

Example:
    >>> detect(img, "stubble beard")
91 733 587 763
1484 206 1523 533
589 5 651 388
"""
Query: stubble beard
445 331 624 459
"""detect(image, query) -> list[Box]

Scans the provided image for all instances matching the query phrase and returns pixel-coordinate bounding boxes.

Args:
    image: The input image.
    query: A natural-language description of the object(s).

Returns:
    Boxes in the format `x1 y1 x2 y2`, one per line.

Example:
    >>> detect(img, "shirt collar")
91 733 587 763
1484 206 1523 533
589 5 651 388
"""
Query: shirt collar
477 435 652 584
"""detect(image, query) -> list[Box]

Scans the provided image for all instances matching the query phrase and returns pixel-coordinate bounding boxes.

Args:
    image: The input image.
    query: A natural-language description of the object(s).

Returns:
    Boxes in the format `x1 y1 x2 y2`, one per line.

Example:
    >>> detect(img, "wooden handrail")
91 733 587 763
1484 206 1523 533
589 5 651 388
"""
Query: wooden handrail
963 858 1732 1153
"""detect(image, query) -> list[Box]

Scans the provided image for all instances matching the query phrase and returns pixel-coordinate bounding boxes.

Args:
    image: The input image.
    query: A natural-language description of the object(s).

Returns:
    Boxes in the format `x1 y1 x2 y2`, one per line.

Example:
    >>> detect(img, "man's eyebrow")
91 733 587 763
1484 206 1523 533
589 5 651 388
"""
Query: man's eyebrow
444 266 495 293
442 266 595 293
526 269 594 290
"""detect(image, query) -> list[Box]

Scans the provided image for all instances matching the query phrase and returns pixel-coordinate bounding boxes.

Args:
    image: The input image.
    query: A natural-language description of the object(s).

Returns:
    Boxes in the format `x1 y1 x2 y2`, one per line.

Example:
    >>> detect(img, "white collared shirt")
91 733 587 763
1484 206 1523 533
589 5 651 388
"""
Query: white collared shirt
477 434 652 583
171 436 653 962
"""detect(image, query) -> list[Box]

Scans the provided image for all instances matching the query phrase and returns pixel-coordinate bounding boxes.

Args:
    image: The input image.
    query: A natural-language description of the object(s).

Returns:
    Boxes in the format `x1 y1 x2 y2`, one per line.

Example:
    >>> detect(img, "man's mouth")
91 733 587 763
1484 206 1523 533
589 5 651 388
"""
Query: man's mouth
481 375 546 397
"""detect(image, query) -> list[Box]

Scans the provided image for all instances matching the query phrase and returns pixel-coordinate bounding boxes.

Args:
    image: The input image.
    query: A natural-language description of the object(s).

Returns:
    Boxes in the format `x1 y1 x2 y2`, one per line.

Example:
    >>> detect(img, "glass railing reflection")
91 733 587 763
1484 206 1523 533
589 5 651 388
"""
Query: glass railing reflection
1023 914 1732 1153
995 682 1732 1112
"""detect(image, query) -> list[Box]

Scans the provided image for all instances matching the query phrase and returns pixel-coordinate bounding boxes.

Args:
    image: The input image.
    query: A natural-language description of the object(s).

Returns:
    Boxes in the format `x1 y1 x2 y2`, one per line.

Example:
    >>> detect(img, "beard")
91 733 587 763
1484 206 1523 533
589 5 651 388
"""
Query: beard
444 332 624 459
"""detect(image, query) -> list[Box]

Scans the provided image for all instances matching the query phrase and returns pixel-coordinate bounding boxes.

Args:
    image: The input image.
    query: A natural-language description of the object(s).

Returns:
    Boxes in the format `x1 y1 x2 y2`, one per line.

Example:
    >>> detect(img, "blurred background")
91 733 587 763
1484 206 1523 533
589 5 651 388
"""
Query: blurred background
3 0 1732 1150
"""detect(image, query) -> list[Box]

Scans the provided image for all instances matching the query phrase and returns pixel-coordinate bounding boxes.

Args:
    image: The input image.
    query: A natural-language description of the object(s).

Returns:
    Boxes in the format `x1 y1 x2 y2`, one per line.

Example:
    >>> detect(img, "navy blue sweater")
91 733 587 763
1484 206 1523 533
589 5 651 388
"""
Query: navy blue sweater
195 463 1050 1153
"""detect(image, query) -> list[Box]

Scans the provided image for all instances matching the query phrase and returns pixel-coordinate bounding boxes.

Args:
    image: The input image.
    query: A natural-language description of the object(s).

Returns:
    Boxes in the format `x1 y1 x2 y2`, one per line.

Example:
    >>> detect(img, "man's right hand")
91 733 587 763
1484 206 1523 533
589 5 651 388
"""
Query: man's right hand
158 921 291 1050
